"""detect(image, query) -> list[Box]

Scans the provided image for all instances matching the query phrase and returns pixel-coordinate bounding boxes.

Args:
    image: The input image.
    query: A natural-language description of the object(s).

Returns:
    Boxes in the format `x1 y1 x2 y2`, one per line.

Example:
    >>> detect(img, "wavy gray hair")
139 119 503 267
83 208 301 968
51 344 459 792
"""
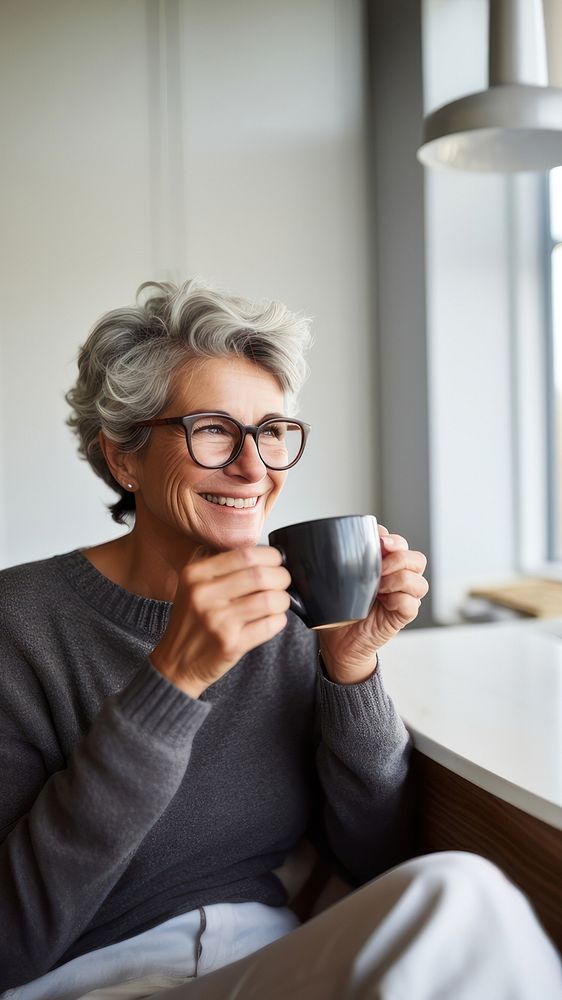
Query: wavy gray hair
66 277 313 524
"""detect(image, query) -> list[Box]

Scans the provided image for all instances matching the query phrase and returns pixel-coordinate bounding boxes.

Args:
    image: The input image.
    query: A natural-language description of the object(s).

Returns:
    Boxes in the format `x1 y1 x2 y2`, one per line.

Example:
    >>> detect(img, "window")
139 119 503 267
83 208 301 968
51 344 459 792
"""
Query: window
549 167 562 558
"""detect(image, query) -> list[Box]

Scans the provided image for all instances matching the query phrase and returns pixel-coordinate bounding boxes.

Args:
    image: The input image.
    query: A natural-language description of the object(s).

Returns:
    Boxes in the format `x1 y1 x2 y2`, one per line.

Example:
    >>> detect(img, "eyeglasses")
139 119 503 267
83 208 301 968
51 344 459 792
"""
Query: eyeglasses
136 412 310 471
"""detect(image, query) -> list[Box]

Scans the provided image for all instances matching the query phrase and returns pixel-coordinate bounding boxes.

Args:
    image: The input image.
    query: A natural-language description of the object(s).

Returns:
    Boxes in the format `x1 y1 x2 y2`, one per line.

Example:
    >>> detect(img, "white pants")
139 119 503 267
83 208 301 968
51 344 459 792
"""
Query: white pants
139 853 559 1000
4 903 298 1000
13 852 562 1000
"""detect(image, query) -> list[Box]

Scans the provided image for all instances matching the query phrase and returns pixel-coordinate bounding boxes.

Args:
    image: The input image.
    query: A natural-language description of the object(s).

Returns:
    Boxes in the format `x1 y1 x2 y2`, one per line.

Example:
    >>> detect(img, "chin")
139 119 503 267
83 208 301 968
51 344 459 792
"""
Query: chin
201 525 263 553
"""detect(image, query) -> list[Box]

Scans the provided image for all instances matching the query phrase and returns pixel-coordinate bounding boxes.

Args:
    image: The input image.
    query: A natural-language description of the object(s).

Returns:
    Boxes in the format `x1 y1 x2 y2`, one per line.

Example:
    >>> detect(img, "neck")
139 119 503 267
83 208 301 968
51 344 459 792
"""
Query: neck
84 519 213 602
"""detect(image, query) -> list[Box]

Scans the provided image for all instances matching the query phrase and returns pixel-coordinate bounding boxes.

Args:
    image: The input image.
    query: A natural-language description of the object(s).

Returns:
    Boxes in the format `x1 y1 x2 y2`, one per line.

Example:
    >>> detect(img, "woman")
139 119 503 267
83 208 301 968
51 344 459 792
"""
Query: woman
0 279 559 1000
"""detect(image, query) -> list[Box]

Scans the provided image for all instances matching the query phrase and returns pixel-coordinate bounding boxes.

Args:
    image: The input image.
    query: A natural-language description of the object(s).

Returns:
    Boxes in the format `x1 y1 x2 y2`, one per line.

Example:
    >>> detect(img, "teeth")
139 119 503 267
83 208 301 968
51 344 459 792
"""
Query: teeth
203 494 258 508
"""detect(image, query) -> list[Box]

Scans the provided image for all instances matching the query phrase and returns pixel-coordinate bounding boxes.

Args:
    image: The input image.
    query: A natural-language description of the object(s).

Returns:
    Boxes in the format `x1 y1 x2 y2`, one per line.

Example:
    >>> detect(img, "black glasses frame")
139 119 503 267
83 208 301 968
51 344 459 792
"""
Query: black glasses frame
136 412 310 471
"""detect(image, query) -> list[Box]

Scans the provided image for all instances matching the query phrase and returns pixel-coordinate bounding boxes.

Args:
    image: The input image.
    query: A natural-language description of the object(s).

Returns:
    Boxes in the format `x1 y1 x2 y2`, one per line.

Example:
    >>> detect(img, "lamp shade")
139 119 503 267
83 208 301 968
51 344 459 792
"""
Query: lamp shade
417 0 562 172
418 84 562 171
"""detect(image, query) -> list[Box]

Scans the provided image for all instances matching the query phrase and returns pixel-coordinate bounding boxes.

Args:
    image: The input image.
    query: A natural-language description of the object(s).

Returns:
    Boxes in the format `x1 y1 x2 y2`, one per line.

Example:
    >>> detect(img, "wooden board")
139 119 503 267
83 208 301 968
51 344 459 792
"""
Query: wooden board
413 751 562 954
469 577 562 618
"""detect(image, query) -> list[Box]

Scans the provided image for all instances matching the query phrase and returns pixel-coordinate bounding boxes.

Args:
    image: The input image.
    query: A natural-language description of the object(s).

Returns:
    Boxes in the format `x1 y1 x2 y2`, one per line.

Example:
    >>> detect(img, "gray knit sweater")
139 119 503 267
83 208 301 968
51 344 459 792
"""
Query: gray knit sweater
0 550 413 991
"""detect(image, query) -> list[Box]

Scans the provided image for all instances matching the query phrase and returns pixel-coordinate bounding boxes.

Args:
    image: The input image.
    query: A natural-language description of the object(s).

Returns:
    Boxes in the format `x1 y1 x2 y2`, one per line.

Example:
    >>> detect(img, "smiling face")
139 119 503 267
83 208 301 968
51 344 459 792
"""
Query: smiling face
126 355 289 559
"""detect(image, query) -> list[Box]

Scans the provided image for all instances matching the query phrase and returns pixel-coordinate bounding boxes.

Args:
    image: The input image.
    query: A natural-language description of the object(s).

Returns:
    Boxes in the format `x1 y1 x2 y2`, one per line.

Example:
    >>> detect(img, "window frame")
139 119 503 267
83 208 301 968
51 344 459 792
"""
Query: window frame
511 173 555 577
546 178 558 563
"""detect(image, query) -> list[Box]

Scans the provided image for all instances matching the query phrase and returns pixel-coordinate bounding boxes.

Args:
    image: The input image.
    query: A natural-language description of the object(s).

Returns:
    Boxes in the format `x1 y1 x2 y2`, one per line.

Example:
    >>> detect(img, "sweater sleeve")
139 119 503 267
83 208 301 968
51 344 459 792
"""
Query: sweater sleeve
314 657 415 885
0 659 210 993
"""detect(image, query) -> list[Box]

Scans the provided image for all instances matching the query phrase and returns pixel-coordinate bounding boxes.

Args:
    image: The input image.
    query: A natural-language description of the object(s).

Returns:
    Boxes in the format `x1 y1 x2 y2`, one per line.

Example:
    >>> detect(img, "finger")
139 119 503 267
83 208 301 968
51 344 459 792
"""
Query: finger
239 613 288 650
184 545 283 583
378 524 390 537
377 570 429 599
231 589 292 624
380 549 427 576
376 592 422 619
380 533 409 552
196 564 292 606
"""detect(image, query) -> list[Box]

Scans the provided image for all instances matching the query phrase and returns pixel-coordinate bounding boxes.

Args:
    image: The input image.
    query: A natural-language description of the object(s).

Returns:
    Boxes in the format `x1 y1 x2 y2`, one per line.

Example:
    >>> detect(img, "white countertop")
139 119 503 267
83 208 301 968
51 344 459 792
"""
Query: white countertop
381 618 562 831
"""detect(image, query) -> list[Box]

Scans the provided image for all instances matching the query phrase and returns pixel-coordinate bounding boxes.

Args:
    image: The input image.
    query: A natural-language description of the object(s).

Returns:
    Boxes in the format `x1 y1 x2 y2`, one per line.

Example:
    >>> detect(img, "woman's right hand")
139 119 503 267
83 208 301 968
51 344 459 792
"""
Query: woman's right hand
149 546 292 698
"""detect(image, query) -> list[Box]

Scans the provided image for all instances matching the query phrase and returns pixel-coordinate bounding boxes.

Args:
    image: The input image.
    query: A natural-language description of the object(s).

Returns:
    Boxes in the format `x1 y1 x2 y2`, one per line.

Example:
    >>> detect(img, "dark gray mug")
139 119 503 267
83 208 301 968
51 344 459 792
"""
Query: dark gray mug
268 514 381 629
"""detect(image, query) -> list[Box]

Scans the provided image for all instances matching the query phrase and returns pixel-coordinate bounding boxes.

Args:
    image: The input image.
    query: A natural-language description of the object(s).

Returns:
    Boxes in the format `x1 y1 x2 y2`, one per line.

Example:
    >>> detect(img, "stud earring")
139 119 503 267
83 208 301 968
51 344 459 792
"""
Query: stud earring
125 482 135 491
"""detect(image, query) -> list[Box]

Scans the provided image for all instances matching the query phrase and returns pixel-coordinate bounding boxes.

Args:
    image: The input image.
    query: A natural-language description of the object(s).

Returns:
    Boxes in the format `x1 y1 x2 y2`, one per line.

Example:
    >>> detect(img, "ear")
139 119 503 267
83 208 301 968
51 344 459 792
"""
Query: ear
98 431 139 492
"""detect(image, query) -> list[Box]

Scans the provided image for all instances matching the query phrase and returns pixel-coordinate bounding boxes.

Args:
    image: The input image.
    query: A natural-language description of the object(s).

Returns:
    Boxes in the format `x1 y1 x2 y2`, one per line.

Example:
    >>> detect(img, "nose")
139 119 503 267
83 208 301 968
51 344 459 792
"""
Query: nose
225 432 267 481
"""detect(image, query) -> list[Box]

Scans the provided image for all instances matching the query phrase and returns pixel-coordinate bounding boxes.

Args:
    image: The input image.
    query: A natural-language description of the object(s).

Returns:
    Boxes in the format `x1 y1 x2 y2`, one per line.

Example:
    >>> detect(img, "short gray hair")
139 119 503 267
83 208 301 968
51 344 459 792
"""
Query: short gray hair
66 277 313 523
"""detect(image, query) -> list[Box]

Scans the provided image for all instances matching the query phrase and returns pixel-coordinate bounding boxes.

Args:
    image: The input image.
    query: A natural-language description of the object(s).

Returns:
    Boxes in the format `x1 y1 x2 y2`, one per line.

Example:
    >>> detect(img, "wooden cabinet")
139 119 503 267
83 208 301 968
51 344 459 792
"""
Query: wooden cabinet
414 751 562 953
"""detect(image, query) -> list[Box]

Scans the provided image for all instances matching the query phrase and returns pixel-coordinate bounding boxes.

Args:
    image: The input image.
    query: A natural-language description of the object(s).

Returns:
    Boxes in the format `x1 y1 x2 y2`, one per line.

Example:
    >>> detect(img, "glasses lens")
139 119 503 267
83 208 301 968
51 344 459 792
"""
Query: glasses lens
257 421 303 469
189 415 242 467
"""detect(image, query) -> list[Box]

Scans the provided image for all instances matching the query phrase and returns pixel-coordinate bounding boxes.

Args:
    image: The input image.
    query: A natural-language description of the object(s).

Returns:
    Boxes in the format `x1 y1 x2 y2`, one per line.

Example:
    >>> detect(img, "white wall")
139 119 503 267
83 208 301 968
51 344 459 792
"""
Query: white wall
422 0 522 622
0 0 375 569
545 0 562 86
177 0 375 538
0 0 154 566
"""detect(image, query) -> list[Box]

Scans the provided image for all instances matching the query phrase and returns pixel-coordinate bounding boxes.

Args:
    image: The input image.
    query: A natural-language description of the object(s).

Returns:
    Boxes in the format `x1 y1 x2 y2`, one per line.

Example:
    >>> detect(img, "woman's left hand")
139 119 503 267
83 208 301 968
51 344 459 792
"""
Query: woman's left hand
319 524 429 685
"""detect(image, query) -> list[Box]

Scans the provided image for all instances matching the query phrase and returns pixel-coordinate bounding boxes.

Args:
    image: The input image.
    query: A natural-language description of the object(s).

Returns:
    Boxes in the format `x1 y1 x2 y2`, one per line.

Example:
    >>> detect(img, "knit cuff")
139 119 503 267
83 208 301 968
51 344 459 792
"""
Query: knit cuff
114 658 211 744
317 656 394 732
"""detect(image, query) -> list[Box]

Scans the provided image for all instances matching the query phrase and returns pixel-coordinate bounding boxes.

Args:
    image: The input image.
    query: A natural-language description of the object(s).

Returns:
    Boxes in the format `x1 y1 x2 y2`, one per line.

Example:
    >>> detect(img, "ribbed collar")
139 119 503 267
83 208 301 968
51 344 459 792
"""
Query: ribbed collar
54 549 172 638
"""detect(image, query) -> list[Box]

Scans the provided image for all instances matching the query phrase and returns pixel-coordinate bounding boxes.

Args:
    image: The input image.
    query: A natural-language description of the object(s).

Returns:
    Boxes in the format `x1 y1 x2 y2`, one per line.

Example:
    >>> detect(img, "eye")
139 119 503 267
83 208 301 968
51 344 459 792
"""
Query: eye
194 423 230 436
263 423 285 439
192 418 237 437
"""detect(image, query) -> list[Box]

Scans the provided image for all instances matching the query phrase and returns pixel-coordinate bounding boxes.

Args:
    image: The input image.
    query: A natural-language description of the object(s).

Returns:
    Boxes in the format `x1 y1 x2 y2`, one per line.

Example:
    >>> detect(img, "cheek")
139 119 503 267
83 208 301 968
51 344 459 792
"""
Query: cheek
142 449 195 513
265 472 287 511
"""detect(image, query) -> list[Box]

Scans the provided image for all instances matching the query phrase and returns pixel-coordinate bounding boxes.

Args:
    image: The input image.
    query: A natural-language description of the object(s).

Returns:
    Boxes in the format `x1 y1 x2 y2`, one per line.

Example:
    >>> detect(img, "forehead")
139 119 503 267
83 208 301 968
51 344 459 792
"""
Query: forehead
167 355 285 414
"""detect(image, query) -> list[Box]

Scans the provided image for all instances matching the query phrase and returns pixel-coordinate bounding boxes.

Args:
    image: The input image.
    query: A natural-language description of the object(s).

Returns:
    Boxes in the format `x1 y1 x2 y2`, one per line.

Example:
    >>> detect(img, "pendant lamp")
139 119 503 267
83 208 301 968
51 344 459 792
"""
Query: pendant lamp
417 0 562 171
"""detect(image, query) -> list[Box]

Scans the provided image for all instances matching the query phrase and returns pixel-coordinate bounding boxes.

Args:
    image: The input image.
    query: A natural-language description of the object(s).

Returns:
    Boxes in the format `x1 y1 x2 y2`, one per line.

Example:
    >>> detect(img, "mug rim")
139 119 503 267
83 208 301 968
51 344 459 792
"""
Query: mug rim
268 513 378 537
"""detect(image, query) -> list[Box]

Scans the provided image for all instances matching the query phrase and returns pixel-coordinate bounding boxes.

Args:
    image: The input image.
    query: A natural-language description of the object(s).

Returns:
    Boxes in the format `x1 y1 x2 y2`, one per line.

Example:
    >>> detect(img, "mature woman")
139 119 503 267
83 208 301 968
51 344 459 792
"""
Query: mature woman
0 279 559 1000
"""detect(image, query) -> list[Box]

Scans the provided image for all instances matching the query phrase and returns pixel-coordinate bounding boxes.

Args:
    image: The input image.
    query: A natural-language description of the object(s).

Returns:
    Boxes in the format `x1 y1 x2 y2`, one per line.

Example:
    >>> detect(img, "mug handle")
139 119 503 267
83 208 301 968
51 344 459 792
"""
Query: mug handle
287 589 308 621
270 545 308 623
